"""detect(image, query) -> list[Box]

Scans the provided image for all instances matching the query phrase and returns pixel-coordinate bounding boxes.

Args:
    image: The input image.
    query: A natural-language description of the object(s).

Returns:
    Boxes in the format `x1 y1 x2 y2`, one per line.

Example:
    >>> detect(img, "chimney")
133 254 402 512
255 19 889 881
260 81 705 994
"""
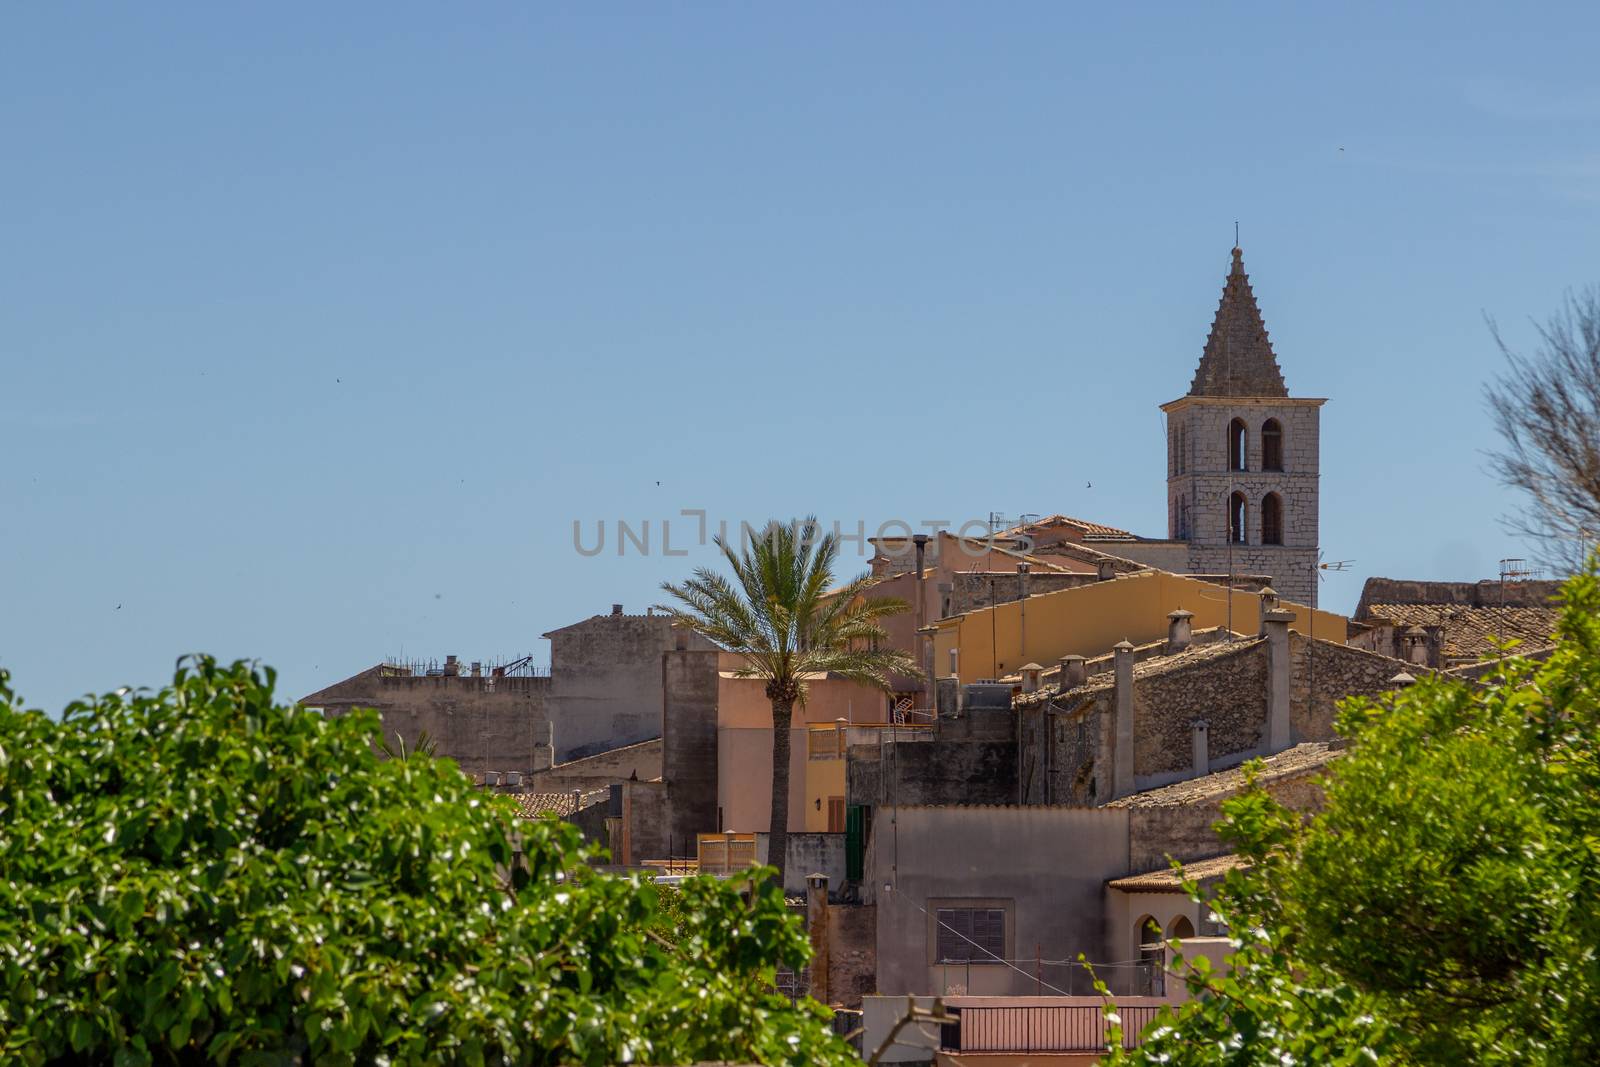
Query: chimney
611 603 624 616
1191 720 1210 778
444 654 460 677
807 874 831 1005
1167 609 1195 654
1097 560 1116 582
1263 608 1295 753
532 720 555 771
1020 663 1043 694
1059 654 1087 689
470 661 482 677
1404 626 1429 666
1257 588 1279 630
1112 640 1136 798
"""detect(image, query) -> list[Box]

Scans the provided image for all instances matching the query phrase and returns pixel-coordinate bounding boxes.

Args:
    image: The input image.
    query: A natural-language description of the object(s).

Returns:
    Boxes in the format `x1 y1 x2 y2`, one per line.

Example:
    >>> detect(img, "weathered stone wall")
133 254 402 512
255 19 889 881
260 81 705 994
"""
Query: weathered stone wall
1120 750 1335 872
948 571 1101 615
620 778 668 864
522 738 661 794
847 737 1018 809
662 649 720 852
544 612 716 761
1354 577 1563 619
756 832 846 895
827 904 877 1008
1287 634 1411 741
1021 694 1109 806
1133 640 1268 783
307 668 550 778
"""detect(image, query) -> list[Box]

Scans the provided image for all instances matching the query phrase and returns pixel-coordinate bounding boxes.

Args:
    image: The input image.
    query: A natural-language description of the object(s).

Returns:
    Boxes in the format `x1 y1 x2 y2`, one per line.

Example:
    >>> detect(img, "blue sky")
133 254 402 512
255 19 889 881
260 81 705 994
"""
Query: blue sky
4 4 1598 712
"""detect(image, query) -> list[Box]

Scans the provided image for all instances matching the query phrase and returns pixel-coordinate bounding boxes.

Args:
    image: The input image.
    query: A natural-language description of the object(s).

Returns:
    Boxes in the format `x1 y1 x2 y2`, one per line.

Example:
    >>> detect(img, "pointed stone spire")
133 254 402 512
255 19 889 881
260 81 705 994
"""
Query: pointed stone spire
1188 246 1289 398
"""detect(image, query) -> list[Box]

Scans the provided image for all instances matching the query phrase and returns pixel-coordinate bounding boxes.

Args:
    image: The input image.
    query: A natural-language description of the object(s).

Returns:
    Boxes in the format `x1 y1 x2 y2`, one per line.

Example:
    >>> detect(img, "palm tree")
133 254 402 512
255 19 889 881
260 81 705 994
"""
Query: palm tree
658 518 917 888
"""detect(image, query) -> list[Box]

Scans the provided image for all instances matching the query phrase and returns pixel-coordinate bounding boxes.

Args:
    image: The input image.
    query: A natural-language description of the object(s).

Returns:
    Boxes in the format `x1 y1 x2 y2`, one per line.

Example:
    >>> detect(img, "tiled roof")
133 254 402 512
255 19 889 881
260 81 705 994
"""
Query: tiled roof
1108 853 1249 892
1013 629 1252 708
1106 742 1342 809
1006 514 1137 541
510 789 607 819
1366 604 1558 661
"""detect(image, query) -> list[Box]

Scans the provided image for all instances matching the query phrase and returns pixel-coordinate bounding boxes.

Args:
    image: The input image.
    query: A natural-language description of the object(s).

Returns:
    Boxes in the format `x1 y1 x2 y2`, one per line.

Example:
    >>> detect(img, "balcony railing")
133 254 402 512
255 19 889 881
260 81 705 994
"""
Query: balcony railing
943 1002 1165 1053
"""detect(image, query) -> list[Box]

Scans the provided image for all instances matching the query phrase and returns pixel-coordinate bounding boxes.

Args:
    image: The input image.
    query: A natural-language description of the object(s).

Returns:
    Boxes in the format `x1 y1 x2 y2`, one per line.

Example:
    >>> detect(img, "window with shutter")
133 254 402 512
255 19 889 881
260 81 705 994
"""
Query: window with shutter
935 907 1007 962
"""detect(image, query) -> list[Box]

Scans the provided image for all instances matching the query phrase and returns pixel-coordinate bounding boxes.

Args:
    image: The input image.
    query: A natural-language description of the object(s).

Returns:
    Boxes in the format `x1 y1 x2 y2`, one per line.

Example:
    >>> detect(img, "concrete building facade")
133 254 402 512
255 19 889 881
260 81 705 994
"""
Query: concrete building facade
542 605 716 761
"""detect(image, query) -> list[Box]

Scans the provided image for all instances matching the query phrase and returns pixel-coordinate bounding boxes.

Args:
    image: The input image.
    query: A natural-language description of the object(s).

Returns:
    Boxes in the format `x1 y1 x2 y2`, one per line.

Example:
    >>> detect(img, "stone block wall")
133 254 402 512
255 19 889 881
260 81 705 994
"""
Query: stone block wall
1166 398 1322 606
1288 635 1412 742
308 668 551 778
1132 640 1268 784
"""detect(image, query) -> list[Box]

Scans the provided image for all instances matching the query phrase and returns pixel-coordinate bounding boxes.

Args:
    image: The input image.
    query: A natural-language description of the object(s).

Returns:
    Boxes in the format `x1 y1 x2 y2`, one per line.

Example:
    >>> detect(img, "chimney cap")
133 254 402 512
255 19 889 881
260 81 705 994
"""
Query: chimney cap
1390 671 1417 687
1020 662 1043 672
1404 625 1428 637
1263 609 1297 624
1168 608 1195 620
1258 586 1278 598
1113 639 1135 651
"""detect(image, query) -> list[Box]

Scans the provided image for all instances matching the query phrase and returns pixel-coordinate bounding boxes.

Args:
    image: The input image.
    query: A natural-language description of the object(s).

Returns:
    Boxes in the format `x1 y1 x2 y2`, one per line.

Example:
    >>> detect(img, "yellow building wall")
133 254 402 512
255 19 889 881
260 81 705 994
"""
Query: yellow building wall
931 570 1349 684
804 743 847 833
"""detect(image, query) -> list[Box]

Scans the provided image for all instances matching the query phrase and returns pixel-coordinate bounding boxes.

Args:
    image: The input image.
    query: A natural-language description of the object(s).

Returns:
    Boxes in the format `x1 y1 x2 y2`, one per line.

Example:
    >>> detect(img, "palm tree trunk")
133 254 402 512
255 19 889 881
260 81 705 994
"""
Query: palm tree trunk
768 698 793 889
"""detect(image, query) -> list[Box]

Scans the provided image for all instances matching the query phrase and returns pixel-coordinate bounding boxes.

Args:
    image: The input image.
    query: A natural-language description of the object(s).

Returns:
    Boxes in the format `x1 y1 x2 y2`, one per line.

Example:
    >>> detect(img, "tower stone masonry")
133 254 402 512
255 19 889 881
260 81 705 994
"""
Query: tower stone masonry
1162 247 1325 606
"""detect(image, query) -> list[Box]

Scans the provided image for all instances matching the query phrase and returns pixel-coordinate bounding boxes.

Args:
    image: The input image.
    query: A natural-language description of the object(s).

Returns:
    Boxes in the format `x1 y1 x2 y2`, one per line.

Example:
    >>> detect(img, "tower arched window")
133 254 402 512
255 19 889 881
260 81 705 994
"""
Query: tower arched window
1228 418 1247 471
1229 492 1247 544
1262 492 1283 545
1262 418 1283 471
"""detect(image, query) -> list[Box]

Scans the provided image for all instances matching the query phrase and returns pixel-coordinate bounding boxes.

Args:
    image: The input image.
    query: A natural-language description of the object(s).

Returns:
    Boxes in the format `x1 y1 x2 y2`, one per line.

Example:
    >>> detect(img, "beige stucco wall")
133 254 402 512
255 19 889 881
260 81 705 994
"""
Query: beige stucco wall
932 570 1349 685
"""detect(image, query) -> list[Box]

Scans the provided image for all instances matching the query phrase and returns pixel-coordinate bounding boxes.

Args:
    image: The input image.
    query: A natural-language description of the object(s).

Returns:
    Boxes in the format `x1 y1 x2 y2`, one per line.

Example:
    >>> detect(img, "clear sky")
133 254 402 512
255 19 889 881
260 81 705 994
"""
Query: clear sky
4 4 1598 712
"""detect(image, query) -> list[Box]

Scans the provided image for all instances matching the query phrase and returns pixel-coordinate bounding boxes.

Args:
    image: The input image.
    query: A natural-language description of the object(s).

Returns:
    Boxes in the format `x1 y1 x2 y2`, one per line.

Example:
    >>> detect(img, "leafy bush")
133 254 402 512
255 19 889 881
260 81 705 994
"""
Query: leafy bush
1112 567 1600 1065
0 657 853 1066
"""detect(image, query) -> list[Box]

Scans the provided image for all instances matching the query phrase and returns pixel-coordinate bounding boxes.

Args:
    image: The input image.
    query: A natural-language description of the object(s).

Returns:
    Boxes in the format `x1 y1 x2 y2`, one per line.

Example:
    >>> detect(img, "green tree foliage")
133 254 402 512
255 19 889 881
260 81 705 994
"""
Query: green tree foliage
658 518 916 886
1111 567 1600 1065
0 657 856 1067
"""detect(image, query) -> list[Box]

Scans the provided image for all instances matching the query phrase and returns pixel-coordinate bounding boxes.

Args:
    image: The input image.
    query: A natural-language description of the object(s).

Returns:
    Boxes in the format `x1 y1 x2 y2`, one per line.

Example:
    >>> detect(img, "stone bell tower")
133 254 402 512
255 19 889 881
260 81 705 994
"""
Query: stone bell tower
1162 247 1325 606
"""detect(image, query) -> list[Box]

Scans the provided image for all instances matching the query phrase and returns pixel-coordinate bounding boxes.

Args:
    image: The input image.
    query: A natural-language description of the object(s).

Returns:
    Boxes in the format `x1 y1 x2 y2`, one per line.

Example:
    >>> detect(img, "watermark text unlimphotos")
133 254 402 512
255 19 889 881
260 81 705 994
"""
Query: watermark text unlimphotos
571 512 1033 560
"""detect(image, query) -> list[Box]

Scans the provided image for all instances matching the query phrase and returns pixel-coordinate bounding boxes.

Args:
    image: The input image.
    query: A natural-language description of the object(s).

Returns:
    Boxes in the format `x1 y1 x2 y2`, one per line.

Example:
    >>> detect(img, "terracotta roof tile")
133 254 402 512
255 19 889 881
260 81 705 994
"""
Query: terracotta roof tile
510 789 608 819
1366 603 1558 661
1108 853 1249 891
1106 742 1342 809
